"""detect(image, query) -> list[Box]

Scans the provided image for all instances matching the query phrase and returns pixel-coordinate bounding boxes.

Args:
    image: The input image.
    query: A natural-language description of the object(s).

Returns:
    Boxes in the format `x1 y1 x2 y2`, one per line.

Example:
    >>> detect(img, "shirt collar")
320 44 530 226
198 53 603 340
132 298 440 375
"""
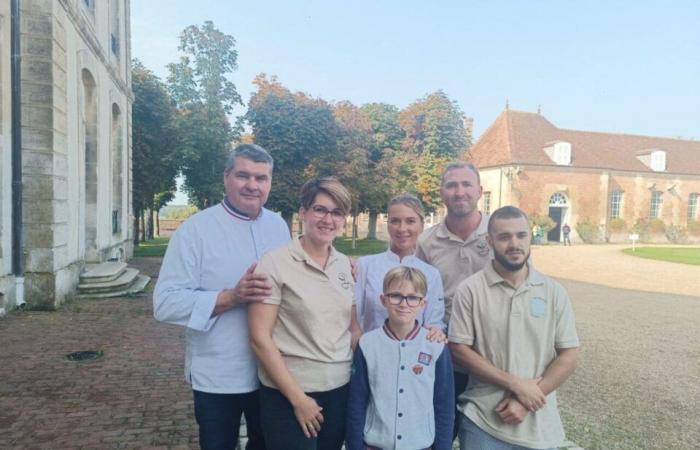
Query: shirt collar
483 259 545 288
435 212 489 244
382 319 422 341
221 197 264 222
385 249 417 264
289 236 339 268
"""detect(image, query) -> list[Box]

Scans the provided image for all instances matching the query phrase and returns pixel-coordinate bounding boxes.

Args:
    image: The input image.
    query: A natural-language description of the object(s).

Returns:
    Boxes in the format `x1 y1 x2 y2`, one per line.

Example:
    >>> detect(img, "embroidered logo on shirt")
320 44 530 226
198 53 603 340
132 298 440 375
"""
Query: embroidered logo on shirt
530 297 547 318
476 239 490 256
412 364 424 375
418 352 433 365
338 272 351 290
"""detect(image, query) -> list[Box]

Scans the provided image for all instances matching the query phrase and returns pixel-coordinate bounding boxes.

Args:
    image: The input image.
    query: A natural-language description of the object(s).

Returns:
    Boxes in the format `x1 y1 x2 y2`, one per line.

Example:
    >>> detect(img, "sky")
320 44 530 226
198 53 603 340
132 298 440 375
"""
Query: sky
131 1 700 204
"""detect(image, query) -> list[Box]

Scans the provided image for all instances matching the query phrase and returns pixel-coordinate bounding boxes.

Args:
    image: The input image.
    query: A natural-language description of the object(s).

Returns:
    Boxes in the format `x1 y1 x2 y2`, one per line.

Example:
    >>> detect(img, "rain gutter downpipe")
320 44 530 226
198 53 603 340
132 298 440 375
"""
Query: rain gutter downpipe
11 0 25 308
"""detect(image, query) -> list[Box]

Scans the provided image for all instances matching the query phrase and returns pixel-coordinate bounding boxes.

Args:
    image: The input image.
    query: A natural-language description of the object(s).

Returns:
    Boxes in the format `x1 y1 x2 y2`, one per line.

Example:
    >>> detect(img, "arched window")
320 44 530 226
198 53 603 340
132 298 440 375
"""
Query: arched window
549 192 568 207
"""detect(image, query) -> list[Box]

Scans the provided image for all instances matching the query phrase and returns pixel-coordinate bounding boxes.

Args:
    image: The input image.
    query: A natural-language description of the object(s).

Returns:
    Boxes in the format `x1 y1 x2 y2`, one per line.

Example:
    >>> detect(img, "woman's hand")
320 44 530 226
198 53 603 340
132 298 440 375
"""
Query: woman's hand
292 394 324 438
425 325 447 343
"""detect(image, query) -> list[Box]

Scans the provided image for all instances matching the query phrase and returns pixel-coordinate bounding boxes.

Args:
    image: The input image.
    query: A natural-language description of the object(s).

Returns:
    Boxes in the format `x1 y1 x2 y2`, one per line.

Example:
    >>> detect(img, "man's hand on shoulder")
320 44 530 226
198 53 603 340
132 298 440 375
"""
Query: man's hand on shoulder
212 263 272 316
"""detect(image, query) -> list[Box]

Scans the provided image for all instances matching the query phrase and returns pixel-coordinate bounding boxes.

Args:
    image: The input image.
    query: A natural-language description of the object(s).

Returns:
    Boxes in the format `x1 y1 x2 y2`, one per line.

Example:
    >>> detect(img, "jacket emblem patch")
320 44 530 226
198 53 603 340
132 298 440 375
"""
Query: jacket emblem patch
412 364 423 375
418 352 432 365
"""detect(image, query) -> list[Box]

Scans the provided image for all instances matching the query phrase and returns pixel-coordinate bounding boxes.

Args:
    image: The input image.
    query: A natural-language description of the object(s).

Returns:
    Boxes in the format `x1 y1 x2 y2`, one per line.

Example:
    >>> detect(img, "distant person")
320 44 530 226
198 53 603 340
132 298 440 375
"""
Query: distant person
249 177 359 450
415 161 492 439
154 144 290 450
562 223 571 245
346 266 454 450
449 206 580 450
355 193 446 337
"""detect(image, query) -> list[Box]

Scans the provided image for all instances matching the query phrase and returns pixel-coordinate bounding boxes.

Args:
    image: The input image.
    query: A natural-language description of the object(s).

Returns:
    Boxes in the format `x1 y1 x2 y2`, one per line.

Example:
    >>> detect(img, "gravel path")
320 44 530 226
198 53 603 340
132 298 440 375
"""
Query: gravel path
528 245 700 450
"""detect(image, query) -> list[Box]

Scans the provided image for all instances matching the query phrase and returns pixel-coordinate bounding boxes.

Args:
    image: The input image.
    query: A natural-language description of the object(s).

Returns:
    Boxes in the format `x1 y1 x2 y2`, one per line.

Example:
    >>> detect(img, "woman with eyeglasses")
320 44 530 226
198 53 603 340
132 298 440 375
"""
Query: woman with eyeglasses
249 177 359 450
354 193 446 339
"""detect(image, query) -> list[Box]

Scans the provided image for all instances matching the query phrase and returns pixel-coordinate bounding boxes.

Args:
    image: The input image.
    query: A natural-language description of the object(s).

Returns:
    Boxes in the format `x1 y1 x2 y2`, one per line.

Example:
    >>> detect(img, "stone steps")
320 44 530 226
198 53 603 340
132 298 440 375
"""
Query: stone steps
77 262 150 299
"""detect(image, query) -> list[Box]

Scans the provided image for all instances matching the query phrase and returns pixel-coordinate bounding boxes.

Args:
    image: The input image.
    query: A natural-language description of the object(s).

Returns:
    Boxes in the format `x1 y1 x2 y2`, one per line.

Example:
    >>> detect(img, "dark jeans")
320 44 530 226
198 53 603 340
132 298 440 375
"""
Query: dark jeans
259 383 349 450
193 389 266 450
453 371 470 441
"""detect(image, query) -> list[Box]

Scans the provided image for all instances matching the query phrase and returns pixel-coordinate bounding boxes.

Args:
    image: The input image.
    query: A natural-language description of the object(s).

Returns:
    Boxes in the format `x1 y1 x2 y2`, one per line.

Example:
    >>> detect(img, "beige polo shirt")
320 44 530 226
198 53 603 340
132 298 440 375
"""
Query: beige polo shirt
448 261 580 449
416 213 492 323
256 237 354 393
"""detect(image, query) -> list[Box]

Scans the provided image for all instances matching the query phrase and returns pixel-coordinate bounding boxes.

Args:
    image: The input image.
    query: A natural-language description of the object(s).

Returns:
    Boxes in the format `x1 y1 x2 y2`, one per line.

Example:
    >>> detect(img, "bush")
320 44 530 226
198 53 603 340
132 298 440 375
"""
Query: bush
529 214 556 232
608 218 628 232
632 217 666 242
665 225 688 244
648 218 666 233
688 220 700 236
576 219 601 243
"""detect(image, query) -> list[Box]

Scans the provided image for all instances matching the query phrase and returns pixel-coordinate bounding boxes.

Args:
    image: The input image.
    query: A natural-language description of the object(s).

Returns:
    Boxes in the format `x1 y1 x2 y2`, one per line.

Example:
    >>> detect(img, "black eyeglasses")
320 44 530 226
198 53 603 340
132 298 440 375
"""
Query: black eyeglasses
309 205 345 221
385 293 423 307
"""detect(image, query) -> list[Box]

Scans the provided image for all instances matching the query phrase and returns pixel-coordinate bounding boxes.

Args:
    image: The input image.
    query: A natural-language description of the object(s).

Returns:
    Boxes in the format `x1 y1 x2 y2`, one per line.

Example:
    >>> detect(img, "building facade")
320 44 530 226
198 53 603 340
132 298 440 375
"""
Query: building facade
1 0 132 312
469 110 700 244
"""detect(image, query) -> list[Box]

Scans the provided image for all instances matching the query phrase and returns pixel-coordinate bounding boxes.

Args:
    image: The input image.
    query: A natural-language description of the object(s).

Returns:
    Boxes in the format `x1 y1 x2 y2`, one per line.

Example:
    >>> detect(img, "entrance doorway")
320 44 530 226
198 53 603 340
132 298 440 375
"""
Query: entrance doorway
547 192 569 242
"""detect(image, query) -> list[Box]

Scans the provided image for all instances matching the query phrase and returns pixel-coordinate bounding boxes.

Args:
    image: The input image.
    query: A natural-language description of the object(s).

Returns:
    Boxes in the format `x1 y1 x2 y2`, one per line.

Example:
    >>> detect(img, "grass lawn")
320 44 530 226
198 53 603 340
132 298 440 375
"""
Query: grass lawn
134 236 170 257
334 236 388 256
132 236 388 258
622 246 700 265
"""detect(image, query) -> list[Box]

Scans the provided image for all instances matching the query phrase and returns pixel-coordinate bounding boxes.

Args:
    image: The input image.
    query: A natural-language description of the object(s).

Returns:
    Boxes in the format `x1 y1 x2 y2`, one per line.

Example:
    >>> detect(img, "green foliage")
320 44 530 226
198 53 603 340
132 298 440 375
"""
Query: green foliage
622 247 700 266
399 90 468 158
576 219 601 243
608 217 628 232
529 214 556 233
664 225 687 244
688 219 700 236
160 205 199 220
244 75 340 221
360 103 405 156
414 150 449 214
167 21 242 208
632 217 666 241
131 60 180 241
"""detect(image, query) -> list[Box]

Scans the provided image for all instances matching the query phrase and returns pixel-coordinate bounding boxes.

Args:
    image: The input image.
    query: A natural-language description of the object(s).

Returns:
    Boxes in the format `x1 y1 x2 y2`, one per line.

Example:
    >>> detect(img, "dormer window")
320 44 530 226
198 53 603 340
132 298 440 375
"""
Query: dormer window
543 141 571 165
637 149 666 172
650 150 666 171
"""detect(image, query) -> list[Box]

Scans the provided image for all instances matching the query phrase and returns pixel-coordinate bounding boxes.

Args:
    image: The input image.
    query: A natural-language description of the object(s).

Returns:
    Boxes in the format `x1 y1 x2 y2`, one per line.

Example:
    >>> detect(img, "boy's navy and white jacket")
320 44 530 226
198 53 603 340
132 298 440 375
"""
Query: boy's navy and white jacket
346 322 455 450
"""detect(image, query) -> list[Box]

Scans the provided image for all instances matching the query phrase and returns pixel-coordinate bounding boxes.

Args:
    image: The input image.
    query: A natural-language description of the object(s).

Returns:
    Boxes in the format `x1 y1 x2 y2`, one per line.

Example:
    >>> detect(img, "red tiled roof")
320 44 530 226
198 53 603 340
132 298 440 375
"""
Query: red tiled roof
468 110 700 175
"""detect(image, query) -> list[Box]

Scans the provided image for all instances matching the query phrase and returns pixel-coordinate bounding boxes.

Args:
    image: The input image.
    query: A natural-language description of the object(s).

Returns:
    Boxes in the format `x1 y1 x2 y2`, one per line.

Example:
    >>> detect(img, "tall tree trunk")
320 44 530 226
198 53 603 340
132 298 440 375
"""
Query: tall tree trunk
366 210 379 240
147 208 154 240
133 207 141 245
283 211 294 235
140 210 146 242
155 211 160 237
351 214 358 249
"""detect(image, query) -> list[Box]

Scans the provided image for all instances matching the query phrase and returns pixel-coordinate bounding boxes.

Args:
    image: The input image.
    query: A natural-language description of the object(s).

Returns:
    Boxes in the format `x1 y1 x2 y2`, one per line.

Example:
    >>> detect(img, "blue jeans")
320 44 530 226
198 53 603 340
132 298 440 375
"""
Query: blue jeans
193 389 266 450
459 416 554 450
259 383 349 450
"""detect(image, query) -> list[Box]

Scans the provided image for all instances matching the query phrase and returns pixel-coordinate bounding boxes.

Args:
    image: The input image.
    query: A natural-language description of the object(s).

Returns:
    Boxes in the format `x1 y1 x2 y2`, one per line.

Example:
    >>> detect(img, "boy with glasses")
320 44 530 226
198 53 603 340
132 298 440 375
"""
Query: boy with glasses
346 266 454 450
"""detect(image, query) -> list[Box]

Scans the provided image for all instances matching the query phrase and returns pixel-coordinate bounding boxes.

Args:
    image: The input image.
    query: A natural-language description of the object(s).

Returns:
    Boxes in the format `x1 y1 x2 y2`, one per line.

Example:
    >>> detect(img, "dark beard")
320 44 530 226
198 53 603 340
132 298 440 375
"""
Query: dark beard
494 249 530 272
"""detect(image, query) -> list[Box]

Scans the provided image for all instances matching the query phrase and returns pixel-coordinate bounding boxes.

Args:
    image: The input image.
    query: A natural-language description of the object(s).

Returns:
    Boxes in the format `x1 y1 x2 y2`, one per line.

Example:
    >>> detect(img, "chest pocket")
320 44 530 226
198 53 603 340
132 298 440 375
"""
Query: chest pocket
529 297 547 318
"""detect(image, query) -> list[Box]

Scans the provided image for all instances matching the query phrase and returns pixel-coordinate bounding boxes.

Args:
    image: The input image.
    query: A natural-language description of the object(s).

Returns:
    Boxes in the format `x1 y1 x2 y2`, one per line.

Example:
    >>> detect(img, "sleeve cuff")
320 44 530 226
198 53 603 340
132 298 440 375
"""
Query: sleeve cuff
187 291 219 331
448 336 474 346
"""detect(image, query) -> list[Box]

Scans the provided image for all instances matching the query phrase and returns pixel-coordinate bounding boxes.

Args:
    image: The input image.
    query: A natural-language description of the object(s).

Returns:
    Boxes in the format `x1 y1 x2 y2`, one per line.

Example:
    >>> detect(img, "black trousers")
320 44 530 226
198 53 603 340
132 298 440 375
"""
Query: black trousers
259 384 349 450
193 389 266 450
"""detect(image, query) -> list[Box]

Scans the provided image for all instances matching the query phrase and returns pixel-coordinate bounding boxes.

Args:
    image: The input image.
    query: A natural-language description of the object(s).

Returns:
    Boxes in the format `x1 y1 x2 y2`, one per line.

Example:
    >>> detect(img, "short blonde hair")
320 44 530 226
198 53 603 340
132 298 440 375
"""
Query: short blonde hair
300 177 352 215
387 192 425 223
382 266 428 297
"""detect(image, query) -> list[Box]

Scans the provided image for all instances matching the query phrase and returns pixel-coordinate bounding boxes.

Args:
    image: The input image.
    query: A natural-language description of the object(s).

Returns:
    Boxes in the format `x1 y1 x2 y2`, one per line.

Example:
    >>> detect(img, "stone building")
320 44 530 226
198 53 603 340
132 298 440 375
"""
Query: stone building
1 0 133 312
469 109 700 244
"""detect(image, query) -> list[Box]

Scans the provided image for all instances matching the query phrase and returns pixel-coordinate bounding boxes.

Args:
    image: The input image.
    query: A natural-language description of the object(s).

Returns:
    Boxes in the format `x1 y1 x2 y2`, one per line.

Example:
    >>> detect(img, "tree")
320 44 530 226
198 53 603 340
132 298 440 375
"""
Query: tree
244 75 339 228
414 150 449 214
399 90 468 158
167 21 242 208
131 59 180 244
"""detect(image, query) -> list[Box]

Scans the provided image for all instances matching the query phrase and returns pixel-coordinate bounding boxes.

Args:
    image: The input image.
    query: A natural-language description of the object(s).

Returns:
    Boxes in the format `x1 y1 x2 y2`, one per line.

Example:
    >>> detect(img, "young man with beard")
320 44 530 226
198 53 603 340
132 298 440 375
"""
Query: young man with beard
448 206 580 450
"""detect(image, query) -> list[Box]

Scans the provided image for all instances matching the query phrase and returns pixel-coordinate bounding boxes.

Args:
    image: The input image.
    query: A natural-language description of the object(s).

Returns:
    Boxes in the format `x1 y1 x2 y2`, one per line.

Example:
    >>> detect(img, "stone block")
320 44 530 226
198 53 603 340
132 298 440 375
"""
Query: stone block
22 0 53 14
23 37 52 59
53 84 67 114
22 199 68 224
53 46 67 69
22 16 51 35
21 174 68 201
53 131 67 155
22 105 53 129
22 126 53 151
23 271 56 309
23 150 55 175
53 16 66 48
54 109 67 133
53 62 67 91
22 82 53 105
26 247 54 273
22 58 52 83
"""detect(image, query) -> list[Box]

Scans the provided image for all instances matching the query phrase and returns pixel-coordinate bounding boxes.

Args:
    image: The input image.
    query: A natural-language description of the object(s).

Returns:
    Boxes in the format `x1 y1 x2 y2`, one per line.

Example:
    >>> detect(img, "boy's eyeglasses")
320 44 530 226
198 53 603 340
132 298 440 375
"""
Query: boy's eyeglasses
309 205 345 221
385 293 423 307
